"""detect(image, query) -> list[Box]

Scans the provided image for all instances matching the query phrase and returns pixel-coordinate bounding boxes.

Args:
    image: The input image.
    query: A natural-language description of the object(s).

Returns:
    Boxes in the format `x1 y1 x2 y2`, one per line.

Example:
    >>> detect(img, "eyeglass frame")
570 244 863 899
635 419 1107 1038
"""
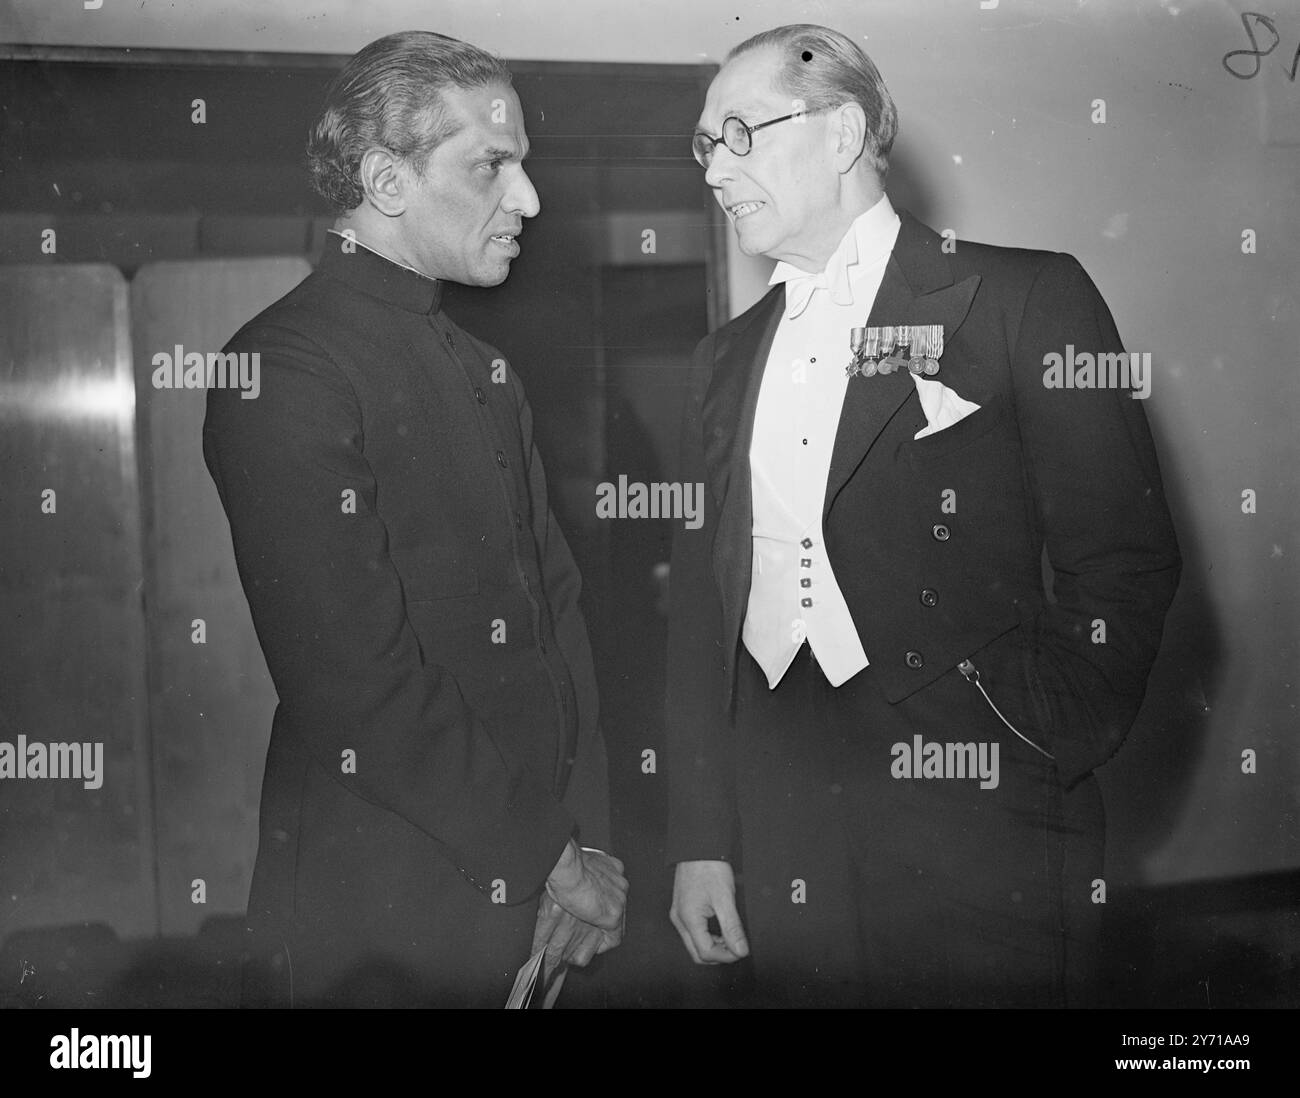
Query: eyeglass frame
691 107 828 169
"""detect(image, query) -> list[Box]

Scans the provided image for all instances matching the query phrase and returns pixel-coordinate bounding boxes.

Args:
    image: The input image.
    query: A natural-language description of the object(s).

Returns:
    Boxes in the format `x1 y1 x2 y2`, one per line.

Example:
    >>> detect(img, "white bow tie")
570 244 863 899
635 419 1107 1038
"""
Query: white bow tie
774 233 860 319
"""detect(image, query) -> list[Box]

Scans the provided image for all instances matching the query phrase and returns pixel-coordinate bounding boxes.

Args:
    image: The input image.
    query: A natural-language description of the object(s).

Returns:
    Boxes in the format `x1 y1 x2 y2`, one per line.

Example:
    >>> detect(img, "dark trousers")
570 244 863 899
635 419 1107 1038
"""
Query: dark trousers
732 643 1104 1008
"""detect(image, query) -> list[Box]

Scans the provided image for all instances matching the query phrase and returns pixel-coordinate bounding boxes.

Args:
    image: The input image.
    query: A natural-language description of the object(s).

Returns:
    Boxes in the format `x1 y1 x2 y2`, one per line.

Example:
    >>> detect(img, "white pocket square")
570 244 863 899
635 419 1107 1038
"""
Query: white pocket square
910 374 982 440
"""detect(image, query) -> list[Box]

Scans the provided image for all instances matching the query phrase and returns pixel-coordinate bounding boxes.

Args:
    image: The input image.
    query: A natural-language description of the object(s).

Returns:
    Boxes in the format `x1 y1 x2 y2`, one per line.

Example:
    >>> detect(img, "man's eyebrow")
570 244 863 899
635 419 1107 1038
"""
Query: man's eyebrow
478 144 527 161
696 104 764 133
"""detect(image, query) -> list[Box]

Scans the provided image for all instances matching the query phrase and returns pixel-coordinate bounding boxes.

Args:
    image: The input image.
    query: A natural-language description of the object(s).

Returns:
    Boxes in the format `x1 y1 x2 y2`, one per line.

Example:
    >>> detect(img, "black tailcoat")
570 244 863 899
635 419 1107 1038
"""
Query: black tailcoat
664 211 1181 1004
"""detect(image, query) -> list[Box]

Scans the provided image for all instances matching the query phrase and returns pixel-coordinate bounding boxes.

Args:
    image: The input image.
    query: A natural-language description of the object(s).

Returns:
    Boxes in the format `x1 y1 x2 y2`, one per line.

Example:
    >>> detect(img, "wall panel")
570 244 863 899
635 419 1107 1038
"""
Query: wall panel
130 257 308 936
0 263 156 940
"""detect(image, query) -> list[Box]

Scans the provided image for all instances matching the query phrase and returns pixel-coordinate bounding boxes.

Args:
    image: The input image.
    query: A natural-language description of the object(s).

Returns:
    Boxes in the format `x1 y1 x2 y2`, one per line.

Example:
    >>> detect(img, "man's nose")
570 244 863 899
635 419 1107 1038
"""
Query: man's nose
505 166 541 219
703 145 736 191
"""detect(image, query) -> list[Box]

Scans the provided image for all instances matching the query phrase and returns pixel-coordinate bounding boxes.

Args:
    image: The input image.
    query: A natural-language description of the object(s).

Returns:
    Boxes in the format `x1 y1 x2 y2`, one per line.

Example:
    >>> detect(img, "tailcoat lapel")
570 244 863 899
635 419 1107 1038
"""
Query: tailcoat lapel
823 212 983 521
701 285 783 681
698 210 983 705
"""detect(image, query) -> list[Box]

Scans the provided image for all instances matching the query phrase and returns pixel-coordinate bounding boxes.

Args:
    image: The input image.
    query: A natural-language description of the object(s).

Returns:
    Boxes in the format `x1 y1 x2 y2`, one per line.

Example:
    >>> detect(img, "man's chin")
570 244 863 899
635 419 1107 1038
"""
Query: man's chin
464 264 512 288
734 233 770 259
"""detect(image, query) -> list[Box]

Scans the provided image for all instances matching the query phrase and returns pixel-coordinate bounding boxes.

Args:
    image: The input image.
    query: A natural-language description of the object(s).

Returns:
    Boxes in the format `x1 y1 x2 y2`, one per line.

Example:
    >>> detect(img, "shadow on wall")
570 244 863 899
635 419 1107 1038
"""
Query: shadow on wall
886 150 935 229
1099 406 1224 885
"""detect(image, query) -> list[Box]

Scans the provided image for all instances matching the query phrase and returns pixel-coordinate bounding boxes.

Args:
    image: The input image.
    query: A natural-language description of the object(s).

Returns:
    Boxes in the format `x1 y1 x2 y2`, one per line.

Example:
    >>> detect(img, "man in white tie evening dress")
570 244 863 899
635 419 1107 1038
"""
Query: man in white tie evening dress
664 23 1180 1007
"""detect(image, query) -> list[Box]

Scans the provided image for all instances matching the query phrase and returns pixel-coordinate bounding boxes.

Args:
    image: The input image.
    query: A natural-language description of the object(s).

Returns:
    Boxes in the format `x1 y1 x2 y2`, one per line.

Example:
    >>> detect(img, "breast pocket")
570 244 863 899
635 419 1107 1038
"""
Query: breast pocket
902 395 1006 464
390 546 480 602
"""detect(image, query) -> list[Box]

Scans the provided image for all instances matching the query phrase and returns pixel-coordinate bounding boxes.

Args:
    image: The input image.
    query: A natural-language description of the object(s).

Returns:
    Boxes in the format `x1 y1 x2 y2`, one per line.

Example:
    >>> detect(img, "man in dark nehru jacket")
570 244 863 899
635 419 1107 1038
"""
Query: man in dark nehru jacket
204 30 625 1007
666 24 1180 1007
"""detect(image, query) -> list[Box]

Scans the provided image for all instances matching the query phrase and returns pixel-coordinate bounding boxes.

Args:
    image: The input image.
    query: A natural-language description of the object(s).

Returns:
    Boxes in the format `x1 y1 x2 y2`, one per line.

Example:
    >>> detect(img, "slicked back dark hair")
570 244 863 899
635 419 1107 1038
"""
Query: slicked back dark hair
307 30 512 211
727 24 898 176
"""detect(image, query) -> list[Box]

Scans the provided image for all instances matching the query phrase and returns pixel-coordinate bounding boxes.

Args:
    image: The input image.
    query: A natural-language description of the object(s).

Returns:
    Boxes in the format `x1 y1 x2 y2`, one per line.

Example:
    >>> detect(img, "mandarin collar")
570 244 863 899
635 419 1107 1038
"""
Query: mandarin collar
317 229 444 314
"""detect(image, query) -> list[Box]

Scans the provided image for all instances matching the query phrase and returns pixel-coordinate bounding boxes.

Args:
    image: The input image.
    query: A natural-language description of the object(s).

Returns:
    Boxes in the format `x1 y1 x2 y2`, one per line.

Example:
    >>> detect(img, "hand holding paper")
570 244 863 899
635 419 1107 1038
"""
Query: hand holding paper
544 841 628 934
533 843 626 967
531 891 622 970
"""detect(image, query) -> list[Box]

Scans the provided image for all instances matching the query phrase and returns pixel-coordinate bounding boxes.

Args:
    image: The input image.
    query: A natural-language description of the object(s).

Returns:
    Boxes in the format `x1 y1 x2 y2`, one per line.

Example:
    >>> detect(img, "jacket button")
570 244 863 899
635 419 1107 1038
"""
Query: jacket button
905 650 924 669
539 638 547 653
475 386 486 404
445 331 455 347
920 588 938 607
496 451 508 468
931 524 951 541
800 537 812 549
515 512 524 530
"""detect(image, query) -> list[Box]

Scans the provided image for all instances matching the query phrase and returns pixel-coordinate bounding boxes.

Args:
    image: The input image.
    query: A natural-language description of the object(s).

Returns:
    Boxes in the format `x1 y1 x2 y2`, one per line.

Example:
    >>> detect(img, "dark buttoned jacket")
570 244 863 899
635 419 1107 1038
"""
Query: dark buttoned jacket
665 209 1180 862
204 238 608 1003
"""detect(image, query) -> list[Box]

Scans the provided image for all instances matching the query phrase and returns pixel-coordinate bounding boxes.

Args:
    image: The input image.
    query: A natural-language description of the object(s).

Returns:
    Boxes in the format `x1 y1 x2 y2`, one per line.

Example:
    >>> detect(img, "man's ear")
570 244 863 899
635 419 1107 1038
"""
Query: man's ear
359 147 407 217
830 102 870 174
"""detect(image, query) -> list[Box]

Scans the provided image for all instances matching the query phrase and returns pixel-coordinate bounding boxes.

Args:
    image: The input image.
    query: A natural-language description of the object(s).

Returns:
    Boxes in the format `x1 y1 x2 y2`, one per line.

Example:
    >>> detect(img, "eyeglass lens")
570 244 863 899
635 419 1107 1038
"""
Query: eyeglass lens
693 117 751 167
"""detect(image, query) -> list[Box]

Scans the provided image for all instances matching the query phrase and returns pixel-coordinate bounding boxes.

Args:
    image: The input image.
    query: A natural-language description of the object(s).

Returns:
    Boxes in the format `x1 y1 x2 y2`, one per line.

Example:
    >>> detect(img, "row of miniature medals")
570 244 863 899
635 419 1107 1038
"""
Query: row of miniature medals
847 323 944 378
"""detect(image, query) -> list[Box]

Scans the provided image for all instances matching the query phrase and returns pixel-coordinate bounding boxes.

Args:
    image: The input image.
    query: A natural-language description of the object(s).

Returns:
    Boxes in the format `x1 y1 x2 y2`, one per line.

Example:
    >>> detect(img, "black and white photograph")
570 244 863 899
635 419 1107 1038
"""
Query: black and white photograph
0 0 1295 1076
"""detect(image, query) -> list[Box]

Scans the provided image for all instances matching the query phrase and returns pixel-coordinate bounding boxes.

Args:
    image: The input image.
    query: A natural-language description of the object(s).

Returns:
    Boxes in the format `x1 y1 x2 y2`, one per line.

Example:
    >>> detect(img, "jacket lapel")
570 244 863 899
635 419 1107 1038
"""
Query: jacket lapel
701 285 783 684
697 210 983 706
701 285 783 510
822 212 982 521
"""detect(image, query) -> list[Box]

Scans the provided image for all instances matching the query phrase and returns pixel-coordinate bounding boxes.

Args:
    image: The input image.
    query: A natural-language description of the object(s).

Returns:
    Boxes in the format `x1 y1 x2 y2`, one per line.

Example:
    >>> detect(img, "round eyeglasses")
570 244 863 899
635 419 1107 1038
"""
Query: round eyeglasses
691 110 820 169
